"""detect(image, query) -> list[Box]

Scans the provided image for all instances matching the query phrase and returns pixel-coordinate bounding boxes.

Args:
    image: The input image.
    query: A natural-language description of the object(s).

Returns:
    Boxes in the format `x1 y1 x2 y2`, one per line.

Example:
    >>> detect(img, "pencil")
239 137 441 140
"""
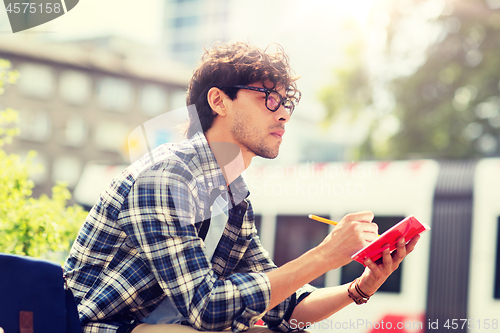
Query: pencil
309 214 380 236
308 214 338 226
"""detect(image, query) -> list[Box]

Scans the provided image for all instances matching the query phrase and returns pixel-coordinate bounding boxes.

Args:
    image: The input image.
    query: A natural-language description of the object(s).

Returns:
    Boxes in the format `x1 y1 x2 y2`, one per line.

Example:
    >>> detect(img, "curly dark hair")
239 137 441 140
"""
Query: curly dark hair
185 41 300 138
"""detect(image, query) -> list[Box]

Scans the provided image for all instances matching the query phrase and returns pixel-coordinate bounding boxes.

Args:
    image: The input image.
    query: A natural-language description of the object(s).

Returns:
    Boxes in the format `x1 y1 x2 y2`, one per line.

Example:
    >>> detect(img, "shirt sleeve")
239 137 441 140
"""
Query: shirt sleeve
119 163 272 332
236 220 317 332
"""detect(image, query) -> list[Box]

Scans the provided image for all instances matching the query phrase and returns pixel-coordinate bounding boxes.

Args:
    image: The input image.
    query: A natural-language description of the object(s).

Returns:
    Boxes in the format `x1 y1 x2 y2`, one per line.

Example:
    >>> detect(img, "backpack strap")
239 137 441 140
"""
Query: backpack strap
19 311 33 333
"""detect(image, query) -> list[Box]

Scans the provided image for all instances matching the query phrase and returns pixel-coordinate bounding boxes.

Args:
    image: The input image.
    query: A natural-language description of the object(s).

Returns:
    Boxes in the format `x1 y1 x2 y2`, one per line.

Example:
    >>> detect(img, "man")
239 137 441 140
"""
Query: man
64 42 419 333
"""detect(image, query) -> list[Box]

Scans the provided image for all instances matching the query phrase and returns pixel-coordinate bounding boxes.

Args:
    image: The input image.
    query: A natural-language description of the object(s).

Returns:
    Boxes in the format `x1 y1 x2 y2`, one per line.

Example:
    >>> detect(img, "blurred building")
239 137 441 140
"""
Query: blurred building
162 0 231 65
0 37 191 198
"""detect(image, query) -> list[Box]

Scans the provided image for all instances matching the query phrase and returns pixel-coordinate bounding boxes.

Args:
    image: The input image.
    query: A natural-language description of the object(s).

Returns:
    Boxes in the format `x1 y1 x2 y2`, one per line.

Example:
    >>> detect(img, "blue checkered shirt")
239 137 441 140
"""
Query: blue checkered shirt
64 132 315 333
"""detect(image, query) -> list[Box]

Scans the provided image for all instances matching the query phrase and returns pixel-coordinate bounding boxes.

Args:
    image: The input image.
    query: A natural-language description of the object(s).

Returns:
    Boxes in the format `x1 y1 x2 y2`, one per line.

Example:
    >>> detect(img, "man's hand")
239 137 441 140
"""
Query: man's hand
357 235 421 296
318 211 379 270
285 216 421 324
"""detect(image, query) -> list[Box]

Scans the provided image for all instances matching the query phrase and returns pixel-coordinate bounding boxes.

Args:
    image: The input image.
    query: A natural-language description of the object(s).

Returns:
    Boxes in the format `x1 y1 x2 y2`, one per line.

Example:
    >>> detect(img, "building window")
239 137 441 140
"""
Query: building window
60 115 87 147
16 150 49 185
18 63 55 99
140 84 168 116
52 155 82 188
173 0 198 4
59 70 92 105
97 76 132 112
18 109 51 142
340 215 405 293
172 42 198 53
173 15 199 28
94 121 130 153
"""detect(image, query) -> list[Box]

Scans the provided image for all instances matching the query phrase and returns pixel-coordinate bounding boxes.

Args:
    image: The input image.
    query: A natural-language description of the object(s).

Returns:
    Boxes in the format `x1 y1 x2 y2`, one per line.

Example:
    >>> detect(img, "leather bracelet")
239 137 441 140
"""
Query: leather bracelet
355 279 373 299
347 278 373 305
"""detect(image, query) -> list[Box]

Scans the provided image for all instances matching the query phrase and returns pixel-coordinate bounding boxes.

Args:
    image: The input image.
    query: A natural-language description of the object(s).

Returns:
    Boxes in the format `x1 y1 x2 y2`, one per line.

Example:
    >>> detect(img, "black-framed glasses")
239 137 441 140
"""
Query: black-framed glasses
219 85 297 116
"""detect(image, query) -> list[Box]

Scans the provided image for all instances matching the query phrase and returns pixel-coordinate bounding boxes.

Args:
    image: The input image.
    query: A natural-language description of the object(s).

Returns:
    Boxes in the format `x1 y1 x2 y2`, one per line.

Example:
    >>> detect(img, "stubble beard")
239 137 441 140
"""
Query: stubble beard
230 112 280 159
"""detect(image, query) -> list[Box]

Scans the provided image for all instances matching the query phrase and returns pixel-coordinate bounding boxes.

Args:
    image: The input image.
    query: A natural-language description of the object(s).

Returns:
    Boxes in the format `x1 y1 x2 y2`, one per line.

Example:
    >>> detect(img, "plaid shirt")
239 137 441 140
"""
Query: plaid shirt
64 132 315 333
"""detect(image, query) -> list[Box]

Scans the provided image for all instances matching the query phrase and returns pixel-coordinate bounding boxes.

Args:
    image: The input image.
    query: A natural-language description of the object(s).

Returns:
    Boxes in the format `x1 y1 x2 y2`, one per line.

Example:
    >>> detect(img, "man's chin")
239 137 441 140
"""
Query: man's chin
258 151 279 160
251 144 280 160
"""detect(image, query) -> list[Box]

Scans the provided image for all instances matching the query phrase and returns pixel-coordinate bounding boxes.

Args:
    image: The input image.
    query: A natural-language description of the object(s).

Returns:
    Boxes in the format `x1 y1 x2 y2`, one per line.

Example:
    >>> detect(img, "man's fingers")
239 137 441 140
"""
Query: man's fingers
352 221 379 242
360 234 422 296
405 234 420 254
343 211 375 224
337 211 378 245
392 235 420 264
391 237 407 262
364 257 379 273
382 245 393 266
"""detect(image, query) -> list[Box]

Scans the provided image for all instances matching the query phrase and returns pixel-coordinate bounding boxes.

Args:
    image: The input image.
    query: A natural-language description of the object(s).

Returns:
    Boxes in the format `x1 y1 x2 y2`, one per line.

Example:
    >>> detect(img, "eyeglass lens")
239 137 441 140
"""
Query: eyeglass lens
267 91 294 114
267 92 281 111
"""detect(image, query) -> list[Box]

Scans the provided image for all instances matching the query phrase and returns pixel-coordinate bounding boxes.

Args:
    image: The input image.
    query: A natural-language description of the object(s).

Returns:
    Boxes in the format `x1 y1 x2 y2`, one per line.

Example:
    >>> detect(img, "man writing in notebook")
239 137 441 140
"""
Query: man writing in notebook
64 42 420 333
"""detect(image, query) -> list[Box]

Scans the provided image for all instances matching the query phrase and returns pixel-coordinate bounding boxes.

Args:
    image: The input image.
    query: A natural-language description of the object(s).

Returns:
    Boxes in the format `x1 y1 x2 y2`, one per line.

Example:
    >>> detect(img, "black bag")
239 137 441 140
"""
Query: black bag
0 253 81 333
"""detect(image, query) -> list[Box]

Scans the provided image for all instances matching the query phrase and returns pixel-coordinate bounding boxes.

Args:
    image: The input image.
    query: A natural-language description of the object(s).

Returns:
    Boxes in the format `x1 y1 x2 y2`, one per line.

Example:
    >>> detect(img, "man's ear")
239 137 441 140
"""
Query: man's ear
207 87 228 117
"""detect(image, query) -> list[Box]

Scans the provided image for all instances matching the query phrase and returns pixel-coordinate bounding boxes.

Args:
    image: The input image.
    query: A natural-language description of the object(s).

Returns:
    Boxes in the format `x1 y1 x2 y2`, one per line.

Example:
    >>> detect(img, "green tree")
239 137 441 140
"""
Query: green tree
318 42 377 160
385 0 500 159
321 0 500 160
0 59 86 261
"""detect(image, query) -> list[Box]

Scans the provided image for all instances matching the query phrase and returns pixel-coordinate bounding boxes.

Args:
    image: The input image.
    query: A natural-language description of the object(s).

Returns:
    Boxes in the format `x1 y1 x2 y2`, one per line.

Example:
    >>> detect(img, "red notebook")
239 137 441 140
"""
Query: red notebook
351 216 430 266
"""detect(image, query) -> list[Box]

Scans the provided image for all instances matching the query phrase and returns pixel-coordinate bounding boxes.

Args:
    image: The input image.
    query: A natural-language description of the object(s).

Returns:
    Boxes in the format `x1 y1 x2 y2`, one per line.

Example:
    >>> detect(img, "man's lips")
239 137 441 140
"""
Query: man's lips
271 130 285 139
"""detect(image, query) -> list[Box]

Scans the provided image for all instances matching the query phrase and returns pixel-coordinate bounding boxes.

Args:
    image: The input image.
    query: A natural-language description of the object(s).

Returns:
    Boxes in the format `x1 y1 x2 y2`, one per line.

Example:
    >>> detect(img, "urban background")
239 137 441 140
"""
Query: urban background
2 0 500 200
1 1 500 332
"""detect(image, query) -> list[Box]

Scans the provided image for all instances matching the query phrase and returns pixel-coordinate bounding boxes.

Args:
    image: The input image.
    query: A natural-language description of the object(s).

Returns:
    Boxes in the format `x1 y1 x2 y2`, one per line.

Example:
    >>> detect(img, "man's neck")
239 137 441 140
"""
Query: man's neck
206 139 249 186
